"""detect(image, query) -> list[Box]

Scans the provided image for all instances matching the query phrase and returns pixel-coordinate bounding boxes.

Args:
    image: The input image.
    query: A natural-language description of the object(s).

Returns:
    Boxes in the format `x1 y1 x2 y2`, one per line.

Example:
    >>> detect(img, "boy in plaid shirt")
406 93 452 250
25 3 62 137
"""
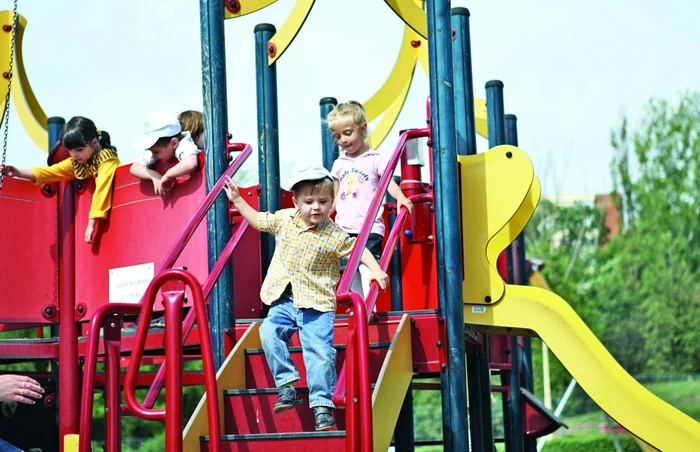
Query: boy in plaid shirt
224 166 388 431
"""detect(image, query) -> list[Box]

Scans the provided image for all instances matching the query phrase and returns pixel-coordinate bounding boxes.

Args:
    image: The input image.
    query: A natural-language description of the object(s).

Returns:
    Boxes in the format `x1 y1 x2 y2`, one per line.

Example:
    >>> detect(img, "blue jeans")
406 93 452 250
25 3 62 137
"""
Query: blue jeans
0 438 22 452
259 295 336 408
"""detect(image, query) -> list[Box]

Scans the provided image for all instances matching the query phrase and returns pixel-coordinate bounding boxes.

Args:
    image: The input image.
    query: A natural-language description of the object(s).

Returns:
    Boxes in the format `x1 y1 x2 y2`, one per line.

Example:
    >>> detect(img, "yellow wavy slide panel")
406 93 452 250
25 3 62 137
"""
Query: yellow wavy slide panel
458 145 534 305
267 0 314 65
0 12 48 151
223 0 277 19
487 174 540 267
464 285 700 451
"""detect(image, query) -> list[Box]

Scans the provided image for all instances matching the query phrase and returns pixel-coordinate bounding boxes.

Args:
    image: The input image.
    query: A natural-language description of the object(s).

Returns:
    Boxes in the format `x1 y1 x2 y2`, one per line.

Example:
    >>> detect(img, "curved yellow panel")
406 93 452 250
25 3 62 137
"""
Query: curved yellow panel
368 69 412 149
11 15 48 150
0 12 48 151
458 145 534 305
267 0 315 65
364 26 418 124
223 0 277 19
384 0 427 39
464 285 700 451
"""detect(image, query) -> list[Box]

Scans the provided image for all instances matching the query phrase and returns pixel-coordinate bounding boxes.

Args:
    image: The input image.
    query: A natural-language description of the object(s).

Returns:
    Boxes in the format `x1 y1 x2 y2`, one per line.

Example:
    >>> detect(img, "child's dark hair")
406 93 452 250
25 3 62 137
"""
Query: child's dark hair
60 116 115 151
292 177 335 197
152 133 184 148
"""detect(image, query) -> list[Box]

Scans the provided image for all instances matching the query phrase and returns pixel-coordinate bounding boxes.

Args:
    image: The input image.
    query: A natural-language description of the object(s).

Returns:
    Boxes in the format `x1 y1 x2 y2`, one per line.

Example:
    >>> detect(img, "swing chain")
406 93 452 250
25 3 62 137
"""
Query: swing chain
0 0 19 195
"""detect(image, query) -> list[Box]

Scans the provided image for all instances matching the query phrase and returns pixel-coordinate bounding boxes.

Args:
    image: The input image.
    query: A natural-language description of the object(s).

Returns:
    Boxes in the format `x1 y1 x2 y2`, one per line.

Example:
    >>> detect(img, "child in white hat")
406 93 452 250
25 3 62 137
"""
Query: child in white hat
130 112 201 196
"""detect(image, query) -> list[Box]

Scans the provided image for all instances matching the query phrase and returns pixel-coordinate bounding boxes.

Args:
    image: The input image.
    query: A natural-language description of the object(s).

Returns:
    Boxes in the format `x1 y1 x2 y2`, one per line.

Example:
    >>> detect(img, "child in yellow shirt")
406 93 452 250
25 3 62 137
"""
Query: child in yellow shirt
0 116 120 243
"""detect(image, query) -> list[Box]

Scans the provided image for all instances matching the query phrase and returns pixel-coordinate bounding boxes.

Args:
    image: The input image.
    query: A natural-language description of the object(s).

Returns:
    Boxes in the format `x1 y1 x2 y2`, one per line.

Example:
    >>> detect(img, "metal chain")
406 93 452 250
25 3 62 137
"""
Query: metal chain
0 0 18 195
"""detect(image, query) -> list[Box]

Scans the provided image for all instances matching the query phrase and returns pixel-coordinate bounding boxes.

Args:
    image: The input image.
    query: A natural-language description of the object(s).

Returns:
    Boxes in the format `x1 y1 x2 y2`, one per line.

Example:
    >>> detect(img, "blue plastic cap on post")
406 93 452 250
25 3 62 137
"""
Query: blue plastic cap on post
254 23 276 33
451 7 470 16
485 80 504 88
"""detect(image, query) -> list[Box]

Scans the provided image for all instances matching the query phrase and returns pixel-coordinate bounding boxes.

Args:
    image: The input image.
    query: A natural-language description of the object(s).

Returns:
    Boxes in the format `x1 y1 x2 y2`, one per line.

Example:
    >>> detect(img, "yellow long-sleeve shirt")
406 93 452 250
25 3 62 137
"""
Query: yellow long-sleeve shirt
30 148 120 219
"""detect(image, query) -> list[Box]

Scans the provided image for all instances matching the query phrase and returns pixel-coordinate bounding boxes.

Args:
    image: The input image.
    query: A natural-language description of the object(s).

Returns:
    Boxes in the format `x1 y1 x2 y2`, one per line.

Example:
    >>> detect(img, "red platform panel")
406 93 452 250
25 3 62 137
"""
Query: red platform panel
0 177 58 324
73 164 209 319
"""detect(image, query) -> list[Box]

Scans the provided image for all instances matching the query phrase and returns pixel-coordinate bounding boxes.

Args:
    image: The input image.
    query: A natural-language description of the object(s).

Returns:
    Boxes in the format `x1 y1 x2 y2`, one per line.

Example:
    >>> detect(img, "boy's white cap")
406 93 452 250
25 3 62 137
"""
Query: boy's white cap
132 112 182 149
287 166 333 191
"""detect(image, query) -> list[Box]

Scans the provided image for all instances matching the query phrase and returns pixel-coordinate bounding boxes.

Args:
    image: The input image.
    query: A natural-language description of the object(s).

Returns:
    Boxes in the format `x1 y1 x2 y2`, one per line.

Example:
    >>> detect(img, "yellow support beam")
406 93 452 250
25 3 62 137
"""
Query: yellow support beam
384 0 427 39
267 0 315 65
0 12 48 151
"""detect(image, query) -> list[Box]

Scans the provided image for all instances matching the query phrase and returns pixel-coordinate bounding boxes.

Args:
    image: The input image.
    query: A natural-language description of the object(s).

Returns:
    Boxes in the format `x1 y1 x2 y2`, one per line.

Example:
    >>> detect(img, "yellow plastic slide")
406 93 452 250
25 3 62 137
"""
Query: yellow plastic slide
464 284 700 451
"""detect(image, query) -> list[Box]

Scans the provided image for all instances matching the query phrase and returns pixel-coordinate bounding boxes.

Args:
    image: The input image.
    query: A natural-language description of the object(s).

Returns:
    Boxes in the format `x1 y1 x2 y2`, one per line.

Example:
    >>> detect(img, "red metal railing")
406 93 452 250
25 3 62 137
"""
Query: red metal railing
78 143 252 451
332 128 431 452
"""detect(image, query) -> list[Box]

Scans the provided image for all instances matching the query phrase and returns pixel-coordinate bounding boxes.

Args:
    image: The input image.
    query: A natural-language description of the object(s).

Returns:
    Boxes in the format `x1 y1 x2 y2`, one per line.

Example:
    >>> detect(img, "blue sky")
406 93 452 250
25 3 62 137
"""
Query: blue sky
3 0 700 196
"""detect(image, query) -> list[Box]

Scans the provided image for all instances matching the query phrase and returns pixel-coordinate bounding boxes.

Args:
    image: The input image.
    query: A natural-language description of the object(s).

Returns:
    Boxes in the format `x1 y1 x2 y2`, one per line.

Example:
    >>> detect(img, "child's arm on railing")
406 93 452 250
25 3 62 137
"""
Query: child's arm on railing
360 248 389 290
387 178 413 212
223 176 260 230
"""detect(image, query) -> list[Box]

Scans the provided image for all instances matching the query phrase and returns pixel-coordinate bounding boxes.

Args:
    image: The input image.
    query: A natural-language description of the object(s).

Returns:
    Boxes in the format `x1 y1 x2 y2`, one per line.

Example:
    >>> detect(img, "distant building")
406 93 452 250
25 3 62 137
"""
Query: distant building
543 193 623 246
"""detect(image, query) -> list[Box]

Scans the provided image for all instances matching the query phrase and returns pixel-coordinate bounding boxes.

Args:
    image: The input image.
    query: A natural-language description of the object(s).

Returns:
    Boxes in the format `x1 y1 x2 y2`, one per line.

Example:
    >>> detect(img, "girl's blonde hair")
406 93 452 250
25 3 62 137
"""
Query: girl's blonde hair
178 110 204 143
326 100 367 129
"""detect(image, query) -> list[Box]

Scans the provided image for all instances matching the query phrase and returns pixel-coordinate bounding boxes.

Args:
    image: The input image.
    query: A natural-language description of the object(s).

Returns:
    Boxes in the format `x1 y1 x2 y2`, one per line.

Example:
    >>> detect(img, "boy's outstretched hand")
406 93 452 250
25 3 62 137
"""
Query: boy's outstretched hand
223 176 240 202
369 269 389 290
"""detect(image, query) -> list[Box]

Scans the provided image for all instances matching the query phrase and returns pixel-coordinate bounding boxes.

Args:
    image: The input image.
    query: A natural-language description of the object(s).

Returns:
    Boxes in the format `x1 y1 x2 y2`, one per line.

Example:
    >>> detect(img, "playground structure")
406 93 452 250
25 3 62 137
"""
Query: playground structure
0 1 699 451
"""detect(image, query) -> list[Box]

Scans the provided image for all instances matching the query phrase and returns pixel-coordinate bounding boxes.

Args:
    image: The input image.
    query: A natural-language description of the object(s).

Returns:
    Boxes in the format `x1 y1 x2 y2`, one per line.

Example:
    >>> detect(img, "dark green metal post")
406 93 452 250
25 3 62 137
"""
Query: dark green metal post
320 97 339 171
200 0 232 369
255 24 281 280
427 0 469 450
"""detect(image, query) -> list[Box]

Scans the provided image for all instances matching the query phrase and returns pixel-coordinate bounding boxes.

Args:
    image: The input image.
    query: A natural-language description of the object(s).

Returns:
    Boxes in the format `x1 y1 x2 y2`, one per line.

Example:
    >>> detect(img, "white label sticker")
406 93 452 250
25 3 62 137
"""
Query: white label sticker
108 262 155 303
471 306 486 314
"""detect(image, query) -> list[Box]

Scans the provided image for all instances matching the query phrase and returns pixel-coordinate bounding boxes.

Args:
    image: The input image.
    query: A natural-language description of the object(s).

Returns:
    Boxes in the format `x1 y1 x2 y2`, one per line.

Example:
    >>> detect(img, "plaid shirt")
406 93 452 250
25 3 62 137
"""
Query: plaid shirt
258 208 356 312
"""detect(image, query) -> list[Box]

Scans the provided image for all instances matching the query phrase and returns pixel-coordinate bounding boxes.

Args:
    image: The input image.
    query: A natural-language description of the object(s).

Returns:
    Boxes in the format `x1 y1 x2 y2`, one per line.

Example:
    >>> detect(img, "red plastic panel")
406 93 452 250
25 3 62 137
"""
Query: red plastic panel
0 177 58 324
73 165 209 319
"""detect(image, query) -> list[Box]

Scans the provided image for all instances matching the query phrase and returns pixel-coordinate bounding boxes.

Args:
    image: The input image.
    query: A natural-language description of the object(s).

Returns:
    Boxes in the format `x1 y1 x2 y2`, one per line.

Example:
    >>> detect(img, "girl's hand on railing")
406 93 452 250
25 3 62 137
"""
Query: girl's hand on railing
369 269 389 290
397 195 413 213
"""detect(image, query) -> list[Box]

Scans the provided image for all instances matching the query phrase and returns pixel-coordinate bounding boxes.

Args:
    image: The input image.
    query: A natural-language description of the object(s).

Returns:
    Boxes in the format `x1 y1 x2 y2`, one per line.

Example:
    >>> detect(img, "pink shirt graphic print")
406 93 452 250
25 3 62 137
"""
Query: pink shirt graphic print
331 150 388 236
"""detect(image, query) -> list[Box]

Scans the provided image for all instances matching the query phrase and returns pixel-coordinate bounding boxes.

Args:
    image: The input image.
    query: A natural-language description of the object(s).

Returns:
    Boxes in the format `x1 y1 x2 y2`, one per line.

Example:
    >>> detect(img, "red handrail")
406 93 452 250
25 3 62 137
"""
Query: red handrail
78 270 221 452
123 270 220 452
142 220 249 408
333 128 431 451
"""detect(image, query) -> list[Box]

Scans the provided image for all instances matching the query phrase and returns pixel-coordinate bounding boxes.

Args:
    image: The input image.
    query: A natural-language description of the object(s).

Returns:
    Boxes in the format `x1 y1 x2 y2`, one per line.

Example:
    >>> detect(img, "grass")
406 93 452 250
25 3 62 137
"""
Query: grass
557 377 700 436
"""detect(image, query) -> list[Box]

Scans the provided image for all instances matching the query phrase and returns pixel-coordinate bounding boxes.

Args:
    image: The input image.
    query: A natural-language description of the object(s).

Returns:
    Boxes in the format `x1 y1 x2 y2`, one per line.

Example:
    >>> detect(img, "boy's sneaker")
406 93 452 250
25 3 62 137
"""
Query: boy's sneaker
314 406 335 431
273 386 302 414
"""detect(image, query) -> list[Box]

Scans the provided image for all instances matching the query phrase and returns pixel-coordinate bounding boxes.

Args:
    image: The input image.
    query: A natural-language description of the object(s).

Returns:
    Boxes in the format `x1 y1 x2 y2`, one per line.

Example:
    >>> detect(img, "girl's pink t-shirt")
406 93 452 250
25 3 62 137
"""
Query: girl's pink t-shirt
331 150 388 236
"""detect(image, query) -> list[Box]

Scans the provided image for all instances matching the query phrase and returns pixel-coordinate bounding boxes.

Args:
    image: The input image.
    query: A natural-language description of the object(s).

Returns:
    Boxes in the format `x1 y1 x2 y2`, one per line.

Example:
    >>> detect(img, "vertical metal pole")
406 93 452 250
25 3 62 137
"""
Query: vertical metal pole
320 97 339 171
451 7 477 157
386 176 404 312
451 8 486 450
483 79 509 451
506 113 534 452
426 1 469 450
255 24 280 280
50 116 79 450
200 0 232 368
